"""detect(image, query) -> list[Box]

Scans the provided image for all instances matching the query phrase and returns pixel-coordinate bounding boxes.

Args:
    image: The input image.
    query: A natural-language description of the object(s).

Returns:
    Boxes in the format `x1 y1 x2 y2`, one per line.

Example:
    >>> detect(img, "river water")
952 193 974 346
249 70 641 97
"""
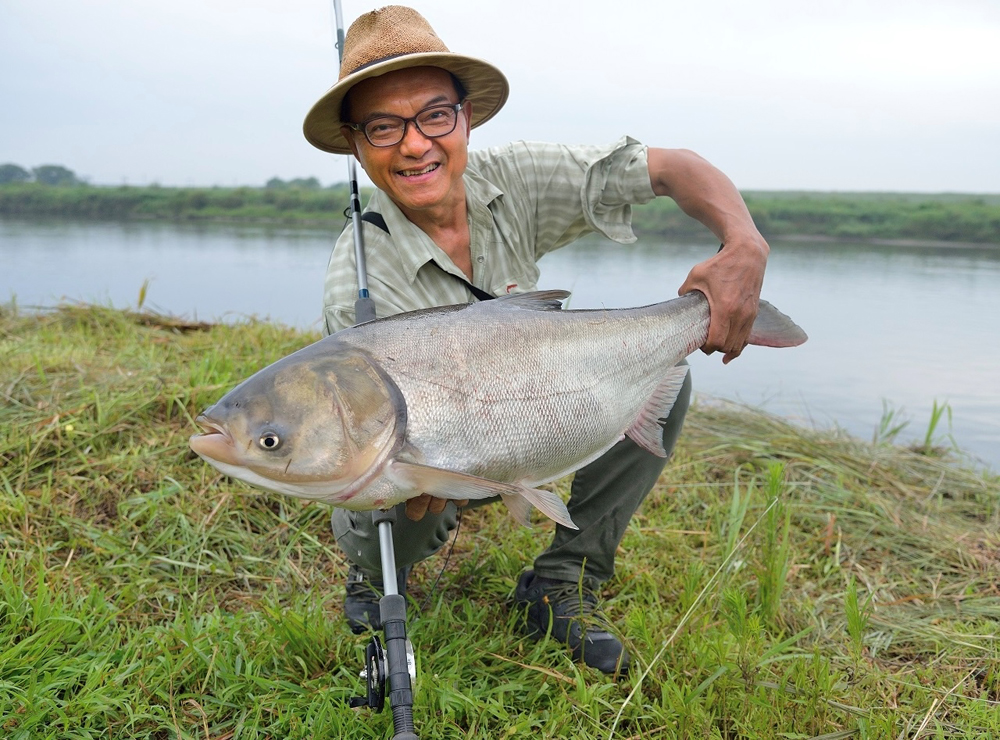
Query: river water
3 218 998 472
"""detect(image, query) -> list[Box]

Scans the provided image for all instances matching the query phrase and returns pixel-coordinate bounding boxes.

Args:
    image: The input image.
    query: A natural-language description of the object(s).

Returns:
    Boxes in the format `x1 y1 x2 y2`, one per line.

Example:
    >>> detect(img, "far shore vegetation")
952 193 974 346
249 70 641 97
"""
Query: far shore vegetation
1 303 998 737
2 162 999 245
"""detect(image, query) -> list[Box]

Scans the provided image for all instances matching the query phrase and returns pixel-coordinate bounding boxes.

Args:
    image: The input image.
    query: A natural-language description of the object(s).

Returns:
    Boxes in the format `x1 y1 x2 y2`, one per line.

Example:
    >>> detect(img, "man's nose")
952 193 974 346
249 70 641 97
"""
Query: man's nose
398 120 433 157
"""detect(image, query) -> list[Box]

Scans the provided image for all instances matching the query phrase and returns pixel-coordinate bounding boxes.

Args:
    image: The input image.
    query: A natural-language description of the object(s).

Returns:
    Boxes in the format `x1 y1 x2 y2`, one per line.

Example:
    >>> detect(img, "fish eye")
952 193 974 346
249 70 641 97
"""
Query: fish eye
258 432 281 450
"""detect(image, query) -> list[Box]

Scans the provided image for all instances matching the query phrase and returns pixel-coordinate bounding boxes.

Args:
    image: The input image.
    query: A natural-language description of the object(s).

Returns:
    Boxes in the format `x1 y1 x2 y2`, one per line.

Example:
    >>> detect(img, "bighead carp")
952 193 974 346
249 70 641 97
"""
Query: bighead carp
189 291 807 528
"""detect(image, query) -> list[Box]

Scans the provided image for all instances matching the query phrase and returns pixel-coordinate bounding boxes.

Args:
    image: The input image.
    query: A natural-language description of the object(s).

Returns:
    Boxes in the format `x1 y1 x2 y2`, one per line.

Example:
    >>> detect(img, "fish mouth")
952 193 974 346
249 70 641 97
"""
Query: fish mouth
189 415 240 466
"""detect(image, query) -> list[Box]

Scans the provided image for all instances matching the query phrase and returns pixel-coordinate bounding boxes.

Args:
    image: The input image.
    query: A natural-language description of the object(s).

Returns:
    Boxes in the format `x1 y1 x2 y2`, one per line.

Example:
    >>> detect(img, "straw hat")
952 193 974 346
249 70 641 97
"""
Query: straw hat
303 5 509 155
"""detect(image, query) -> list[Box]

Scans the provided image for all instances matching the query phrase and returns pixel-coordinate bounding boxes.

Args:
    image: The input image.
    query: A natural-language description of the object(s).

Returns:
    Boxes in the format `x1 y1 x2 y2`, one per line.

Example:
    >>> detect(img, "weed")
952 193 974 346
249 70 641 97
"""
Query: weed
756 463 792 628
918 399 956 456
873 399 909 445
844 576 874 664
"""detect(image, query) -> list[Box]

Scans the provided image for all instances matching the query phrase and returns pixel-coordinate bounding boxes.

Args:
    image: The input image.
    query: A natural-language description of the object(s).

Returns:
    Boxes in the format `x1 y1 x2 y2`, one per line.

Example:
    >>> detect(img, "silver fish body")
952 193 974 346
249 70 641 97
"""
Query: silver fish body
189 291 806 528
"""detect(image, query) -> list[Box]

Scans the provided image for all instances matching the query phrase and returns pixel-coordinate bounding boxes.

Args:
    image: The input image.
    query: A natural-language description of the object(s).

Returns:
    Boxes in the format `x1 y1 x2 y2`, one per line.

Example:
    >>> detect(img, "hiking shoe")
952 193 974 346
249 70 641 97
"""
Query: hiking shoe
514 570 631 675
344 563 410 634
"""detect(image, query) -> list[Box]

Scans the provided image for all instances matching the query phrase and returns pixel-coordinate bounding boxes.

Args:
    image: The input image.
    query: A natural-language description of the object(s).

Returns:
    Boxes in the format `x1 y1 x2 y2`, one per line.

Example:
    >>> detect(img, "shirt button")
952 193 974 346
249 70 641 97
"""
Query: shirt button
477 256 484 263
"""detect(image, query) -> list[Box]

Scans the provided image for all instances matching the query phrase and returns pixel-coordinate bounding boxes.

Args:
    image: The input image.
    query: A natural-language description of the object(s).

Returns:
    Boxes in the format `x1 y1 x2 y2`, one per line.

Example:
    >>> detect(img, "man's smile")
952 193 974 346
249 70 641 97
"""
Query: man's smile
398 163 440 177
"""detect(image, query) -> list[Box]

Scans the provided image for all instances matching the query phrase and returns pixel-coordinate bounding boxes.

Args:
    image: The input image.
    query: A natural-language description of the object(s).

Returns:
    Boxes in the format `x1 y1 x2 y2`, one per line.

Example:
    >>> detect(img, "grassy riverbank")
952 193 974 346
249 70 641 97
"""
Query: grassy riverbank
1 304 998 738
2 183 999 245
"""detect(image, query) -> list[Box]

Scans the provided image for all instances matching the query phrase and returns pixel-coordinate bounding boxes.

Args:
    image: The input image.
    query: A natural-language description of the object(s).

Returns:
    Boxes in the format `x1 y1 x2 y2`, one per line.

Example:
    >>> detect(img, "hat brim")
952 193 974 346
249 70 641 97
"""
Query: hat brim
303 52 509 155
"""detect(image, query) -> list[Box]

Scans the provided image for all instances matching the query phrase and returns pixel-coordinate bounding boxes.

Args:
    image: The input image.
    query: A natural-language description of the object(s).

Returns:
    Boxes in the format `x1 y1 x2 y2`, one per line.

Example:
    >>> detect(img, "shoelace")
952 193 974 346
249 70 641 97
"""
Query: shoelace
344 569 381 598
540 582 600 618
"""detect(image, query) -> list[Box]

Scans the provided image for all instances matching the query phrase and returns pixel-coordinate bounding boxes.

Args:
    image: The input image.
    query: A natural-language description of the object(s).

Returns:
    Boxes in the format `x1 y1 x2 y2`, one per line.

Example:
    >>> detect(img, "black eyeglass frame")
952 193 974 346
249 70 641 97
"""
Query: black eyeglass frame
346 102 466 148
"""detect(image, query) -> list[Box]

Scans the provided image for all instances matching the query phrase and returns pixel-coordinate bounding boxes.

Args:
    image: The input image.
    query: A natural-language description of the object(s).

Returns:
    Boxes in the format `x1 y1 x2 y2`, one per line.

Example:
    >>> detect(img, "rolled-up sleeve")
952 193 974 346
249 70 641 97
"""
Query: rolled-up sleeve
580 135 656 243
473 136 656 259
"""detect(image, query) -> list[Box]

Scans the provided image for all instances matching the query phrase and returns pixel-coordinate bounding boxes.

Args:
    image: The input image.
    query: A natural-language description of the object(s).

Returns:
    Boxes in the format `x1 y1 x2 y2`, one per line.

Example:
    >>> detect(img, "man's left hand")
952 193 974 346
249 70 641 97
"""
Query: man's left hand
405 493 469 521
678 233 769 364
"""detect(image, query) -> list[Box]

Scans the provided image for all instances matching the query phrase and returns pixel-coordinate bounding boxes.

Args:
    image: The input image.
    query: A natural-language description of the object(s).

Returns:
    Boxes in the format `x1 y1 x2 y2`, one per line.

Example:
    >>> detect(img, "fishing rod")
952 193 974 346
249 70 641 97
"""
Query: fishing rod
334 0 376 325
331 2 417 738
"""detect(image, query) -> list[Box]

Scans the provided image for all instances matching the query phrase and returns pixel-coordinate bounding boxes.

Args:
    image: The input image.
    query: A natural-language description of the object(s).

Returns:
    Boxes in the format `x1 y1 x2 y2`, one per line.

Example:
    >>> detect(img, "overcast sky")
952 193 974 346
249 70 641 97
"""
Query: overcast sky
2 0 998 192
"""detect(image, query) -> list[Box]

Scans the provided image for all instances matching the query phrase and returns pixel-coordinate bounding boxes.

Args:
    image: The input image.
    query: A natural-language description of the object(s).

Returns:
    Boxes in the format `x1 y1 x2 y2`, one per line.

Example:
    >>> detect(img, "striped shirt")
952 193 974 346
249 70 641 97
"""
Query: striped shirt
322 136 655 334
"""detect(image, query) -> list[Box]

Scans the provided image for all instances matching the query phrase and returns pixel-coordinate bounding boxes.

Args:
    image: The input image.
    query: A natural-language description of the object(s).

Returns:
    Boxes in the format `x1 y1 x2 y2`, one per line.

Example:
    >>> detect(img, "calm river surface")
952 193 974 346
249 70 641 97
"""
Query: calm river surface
3 218 998 472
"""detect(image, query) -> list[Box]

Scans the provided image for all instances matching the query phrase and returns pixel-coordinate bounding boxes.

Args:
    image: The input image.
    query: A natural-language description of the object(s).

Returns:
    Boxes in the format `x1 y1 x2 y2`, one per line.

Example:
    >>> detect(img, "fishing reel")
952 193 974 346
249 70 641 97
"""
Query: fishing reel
349 633 416 712
350 635 387 711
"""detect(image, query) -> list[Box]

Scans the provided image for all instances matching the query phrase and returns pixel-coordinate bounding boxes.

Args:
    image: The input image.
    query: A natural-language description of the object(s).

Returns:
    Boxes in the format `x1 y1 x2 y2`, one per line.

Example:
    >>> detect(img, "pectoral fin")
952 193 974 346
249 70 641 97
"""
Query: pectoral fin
386 461 577 529
626 365 689 457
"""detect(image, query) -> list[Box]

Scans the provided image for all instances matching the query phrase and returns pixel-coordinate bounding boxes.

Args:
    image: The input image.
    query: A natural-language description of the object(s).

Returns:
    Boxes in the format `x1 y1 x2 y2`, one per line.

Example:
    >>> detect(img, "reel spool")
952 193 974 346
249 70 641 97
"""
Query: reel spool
349 634 416 712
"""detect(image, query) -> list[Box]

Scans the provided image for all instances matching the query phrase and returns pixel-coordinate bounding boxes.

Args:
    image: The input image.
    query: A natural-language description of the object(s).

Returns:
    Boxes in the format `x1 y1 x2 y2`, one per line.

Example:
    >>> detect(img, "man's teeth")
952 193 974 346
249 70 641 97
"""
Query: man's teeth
400 163 439 177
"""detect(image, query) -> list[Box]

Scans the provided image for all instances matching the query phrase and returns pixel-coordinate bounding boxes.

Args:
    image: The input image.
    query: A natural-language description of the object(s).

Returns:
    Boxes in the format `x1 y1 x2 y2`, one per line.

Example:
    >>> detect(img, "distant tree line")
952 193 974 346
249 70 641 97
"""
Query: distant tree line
0 163 344 192
0 163 84 186
0 165 357 221
1 164 998 244
630 192 1000 244
0 177 355 222
265 176 323 190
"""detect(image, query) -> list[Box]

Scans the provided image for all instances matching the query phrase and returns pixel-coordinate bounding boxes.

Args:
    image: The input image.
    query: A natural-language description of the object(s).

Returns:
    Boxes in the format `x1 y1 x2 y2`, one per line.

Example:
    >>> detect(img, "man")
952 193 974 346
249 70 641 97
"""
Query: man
303 6 768 675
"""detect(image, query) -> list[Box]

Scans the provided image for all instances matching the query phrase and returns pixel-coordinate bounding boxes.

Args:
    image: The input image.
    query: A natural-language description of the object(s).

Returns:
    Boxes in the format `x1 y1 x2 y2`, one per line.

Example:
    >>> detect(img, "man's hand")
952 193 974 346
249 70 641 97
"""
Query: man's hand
405 493 469 521
646 147 769 363
678 233 769 363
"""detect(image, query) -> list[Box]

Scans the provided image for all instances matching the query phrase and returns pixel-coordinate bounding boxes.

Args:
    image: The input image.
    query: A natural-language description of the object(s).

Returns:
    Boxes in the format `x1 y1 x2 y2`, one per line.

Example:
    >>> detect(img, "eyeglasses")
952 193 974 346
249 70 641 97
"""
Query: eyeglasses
348 102 465 147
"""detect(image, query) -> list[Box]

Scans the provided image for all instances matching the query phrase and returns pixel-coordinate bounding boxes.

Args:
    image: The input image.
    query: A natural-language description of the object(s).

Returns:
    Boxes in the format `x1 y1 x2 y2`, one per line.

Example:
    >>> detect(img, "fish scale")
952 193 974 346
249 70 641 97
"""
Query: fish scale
339 293 710 487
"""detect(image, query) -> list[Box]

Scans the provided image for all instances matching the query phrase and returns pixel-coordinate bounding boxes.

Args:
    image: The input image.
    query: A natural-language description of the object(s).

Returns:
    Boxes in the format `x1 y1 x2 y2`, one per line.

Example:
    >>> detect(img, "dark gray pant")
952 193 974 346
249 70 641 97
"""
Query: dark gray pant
332 363 692 588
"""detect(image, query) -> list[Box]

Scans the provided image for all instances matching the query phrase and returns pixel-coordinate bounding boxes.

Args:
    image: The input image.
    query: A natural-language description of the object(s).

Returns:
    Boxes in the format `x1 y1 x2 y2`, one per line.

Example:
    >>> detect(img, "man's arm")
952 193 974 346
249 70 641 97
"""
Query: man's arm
647 148 769 364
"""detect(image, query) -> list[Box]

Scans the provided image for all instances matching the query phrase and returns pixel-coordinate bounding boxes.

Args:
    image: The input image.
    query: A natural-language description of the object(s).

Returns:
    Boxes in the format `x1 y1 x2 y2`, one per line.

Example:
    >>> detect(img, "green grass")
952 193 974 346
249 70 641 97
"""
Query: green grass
2 183 999 245
1 304 998 738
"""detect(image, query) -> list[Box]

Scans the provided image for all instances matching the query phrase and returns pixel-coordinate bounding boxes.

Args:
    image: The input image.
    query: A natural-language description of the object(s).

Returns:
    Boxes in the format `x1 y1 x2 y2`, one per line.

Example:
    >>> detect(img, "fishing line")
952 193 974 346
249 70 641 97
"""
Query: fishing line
418 506 463 615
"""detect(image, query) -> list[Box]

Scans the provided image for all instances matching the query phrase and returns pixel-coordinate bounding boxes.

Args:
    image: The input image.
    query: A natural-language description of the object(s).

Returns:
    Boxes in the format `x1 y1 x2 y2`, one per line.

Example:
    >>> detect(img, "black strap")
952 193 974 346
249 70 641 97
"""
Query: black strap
360 211 390 233
359 211 495 301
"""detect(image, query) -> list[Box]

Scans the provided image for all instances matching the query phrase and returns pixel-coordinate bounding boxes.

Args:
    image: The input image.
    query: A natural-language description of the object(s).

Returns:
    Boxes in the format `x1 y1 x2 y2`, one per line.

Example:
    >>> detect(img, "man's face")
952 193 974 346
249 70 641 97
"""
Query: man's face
343 66 472 218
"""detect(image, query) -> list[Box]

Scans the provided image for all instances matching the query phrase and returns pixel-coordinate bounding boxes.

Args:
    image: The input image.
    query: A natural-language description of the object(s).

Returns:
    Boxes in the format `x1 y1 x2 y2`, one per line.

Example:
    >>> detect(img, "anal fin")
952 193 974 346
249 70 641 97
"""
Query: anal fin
499 493 533 527
516 487 577 530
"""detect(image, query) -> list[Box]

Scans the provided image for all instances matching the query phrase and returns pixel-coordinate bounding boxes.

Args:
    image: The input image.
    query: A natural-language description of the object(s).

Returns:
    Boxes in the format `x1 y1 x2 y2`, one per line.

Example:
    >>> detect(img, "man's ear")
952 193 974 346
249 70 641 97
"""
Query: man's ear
461 100 473 138
342 126 362 161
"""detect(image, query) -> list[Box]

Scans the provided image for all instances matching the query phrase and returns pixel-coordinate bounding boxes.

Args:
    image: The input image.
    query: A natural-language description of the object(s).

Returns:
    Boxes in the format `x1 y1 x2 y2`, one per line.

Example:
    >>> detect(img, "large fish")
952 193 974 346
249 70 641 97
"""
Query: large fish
189 291 806 529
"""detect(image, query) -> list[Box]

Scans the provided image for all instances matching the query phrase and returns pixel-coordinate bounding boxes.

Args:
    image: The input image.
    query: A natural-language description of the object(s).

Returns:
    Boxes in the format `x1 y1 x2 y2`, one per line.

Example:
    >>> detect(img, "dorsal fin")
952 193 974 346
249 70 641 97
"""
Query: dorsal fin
493 290 571 311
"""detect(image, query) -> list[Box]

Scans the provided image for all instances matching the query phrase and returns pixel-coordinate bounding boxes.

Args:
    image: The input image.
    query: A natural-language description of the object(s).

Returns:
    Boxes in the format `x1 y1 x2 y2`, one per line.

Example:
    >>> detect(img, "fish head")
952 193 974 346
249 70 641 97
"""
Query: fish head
189 343 405 501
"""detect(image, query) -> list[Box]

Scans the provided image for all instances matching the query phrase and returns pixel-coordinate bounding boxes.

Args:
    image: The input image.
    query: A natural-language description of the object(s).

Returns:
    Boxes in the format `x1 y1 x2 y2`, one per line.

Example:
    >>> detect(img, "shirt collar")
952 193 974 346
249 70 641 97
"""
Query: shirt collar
464 165 504 209
370 167 505 285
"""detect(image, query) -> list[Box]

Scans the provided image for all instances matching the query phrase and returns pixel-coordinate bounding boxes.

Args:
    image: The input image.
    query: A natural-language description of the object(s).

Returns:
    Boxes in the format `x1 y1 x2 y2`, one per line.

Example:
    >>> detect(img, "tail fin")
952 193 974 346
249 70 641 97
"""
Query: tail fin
749 301 808 347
